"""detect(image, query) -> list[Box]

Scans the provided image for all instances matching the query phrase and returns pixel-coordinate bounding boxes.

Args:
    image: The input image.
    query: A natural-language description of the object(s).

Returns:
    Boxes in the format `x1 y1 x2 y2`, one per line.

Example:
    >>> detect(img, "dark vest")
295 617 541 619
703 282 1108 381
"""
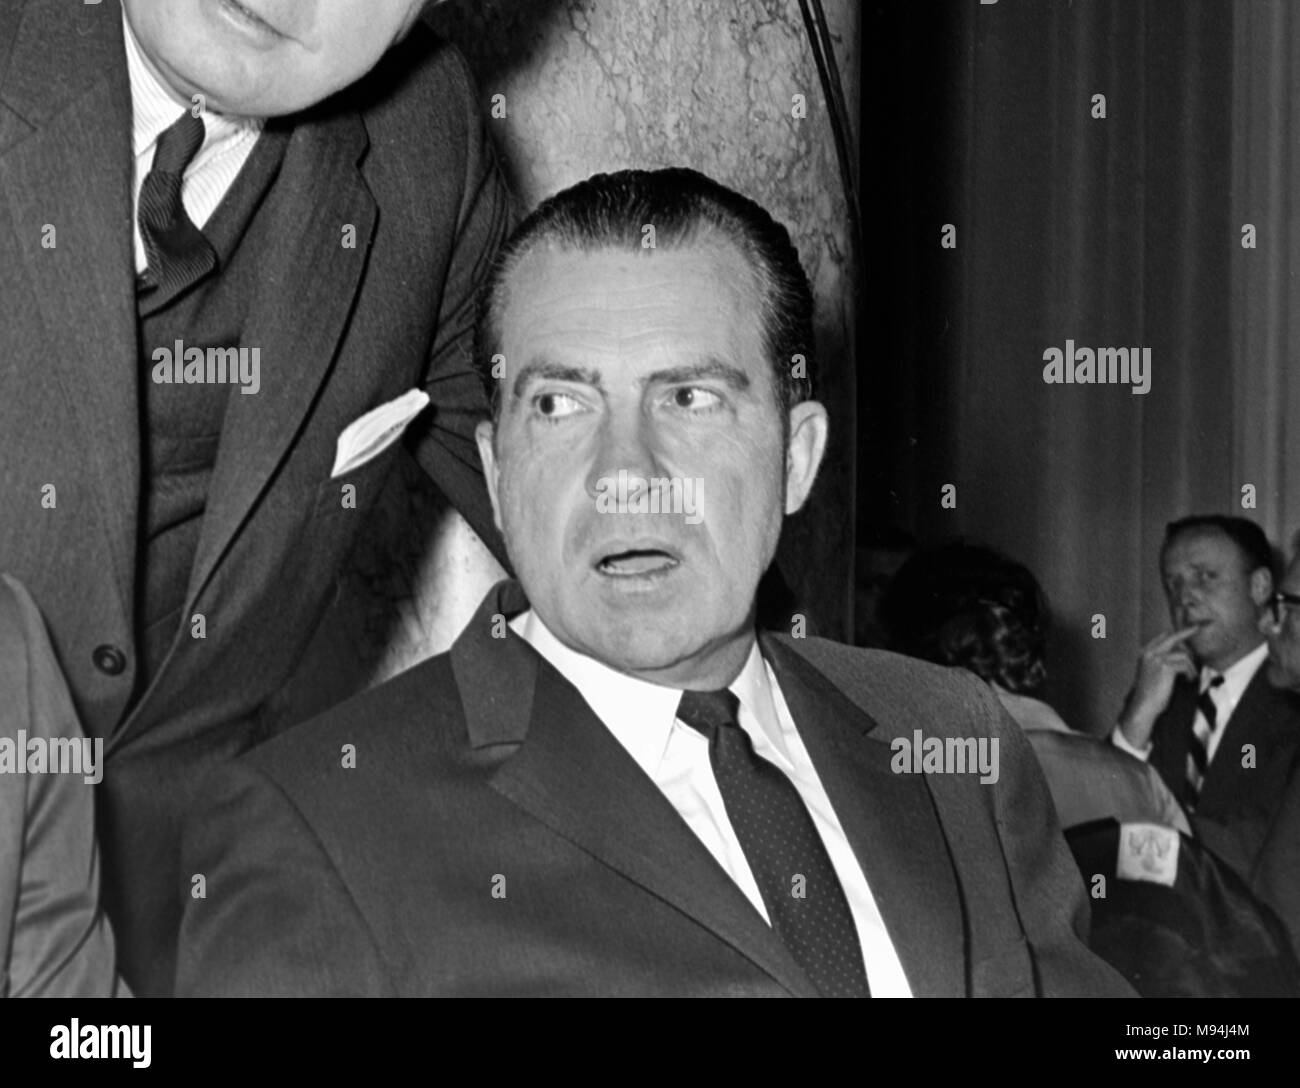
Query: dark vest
134 125 290 698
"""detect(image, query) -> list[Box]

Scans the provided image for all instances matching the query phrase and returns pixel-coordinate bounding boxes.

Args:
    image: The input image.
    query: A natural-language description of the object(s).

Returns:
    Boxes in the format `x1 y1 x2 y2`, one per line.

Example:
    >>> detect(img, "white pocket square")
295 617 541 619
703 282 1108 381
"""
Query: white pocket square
331 389 430 479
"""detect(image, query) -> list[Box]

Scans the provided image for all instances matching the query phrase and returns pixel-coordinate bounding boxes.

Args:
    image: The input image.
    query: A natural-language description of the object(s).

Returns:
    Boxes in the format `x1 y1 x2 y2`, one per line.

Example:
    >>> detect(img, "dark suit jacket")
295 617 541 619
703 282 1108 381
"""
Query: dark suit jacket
1066 819 1300 998
0 575 119 997
1148 668 1300 879
176 581 1133 997
1254 755 1300 960
0 0 511 993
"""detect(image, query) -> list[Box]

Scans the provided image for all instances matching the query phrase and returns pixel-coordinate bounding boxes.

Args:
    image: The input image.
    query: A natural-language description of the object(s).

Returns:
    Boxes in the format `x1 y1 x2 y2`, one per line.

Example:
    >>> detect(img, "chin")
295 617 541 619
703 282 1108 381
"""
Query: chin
198 77 313 116
1189 632 1222 663
586 622 707 673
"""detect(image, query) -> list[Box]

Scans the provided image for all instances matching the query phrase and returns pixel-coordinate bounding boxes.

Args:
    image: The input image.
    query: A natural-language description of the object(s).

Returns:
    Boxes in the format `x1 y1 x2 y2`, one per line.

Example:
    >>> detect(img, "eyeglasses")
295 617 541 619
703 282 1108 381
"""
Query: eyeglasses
1270 591 1300 624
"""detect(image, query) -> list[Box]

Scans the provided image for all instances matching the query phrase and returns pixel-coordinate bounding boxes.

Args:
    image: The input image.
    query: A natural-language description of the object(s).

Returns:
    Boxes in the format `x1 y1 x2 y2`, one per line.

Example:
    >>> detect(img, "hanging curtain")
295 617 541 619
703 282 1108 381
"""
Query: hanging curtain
865 0 1298 735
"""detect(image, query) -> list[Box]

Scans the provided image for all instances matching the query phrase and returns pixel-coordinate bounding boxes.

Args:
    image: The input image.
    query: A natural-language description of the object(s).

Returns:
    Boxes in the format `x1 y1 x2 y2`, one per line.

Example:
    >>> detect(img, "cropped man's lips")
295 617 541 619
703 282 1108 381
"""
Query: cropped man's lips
212 0 289 43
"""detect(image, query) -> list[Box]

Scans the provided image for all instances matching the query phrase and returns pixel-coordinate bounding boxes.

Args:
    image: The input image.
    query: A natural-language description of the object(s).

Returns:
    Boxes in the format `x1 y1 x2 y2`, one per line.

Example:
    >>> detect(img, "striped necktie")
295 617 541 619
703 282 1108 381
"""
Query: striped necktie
676 688 870 997
1185 674 1224 809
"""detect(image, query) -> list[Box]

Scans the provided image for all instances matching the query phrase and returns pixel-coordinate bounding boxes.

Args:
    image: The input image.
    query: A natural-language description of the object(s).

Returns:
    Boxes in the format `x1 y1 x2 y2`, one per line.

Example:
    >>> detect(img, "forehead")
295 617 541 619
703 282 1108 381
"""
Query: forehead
1162 530 1245 572
496 237 768 382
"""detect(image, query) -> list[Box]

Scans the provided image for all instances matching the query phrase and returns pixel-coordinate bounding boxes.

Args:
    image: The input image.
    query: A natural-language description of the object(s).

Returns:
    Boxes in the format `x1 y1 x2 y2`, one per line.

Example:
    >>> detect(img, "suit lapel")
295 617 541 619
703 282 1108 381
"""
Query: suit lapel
1200 668 1290 809
454 584 818 996
1152 680 1197 803
762 634 968 997
184 108 377 611
0 0 139 611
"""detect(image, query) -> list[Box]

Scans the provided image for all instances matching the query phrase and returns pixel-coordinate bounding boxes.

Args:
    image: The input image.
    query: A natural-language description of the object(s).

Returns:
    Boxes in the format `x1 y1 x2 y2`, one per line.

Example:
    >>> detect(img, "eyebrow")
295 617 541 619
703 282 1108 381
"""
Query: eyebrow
646 359 752 391
511 361 602 402
510 356 751 402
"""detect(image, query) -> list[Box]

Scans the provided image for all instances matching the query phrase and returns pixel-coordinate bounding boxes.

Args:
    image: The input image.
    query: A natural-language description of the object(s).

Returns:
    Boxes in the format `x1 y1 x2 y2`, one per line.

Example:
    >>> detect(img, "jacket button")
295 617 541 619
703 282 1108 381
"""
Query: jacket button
92 645 128 676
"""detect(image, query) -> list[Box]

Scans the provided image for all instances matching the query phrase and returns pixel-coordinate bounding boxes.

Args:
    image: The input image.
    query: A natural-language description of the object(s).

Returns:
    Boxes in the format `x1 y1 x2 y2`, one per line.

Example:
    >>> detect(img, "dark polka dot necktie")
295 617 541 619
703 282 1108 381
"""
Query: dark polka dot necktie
676 688 871 997
137 112 217 297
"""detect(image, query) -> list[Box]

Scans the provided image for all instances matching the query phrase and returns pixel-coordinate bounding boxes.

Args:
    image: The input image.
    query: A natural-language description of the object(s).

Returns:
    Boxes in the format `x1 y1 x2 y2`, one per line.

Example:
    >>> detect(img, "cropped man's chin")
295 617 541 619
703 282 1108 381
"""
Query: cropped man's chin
163 52 330 117
183 77 315 119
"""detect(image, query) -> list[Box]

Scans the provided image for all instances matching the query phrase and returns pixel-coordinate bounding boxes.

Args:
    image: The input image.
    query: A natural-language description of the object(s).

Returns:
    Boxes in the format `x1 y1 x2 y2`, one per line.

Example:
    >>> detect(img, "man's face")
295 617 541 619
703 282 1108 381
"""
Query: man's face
122 0 431 116
476 236 827 688
1161 530 1270 671
1262 557 1300 691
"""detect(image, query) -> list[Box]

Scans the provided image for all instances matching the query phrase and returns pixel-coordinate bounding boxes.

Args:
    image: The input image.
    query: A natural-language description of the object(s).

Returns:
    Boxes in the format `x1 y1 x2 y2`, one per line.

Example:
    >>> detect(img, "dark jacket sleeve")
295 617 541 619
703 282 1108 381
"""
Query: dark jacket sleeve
1252 753 1300 960
409 48 515 568
176 759 393 997
964 677 1137 996
0 574 120 997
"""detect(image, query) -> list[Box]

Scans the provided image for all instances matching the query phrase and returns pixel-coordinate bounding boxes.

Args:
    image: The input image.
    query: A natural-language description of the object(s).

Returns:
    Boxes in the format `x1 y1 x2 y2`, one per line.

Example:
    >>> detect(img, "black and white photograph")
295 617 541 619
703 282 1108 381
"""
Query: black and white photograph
0 0 1293 1068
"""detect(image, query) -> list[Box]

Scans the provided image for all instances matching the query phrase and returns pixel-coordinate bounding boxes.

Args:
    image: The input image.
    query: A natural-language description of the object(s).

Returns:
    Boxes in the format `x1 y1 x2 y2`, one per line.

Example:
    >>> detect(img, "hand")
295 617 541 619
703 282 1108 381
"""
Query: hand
1118 626 1199 749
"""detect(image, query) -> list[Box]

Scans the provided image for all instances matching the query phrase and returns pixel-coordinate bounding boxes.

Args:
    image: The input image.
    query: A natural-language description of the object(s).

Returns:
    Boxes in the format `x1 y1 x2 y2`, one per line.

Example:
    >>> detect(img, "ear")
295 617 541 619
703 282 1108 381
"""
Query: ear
784 400 829 516
475 419 506 536
1250 566 1275 607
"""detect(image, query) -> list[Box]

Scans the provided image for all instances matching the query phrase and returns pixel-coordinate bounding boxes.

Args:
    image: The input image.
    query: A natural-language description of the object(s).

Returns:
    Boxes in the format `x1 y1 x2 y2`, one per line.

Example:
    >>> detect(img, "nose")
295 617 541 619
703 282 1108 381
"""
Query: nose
584 409 667 502
1174 582 1202 612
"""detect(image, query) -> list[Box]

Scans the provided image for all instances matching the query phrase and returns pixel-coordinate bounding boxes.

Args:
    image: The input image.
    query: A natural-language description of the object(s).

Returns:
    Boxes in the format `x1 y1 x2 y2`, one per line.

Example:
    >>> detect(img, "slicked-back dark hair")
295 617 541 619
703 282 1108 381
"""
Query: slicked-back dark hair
474 167 815 420
1162 515 1275 578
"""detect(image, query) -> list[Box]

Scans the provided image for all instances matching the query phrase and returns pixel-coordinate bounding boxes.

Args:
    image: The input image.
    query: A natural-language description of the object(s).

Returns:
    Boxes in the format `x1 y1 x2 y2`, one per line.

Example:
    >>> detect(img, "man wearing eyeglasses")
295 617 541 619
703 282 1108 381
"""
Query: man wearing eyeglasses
1254 553 1300 956
1113 515 1300 886
1262 573 1300 694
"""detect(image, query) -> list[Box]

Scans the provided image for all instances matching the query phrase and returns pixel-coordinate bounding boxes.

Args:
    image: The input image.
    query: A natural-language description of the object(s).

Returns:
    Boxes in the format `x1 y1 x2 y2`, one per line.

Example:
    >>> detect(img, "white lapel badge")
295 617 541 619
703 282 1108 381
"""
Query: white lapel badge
1117 822 1180 887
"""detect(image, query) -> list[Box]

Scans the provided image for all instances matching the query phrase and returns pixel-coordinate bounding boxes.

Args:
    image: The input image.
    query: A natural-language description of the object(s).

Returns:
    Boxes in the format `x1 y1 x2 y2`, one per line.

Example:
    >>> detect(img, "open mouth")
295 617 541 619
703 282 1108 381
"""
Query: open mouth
596 548 681 578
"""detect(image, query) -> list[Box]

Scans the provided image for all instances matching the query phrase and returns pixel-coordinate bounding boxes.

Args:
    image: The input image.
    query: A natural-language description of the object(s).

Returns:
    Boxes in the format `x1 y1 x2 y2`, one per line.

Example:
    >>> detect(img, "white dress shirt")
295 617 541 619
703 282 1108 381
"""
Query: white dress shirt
1112 640 1269 764
510 609 913 997
122 9 262 274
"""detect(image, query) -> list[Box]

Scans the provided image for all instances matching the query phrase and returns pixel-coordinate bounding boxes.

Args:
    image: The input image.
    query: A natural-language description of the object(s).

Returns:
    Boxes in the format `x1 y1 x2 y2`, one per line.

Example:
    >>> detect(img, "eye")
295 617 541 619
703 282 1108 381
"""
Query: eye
668 386 723 412
532 391 585 420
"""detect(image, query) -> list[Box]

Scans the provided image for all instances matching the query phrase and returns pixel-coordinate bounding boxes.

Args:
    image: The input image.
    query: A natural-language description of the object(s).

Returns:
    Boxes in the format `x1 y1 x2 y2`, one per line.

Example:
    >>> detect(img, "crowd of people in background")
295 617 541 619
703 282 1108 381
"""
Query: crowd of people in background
861 515 1300 995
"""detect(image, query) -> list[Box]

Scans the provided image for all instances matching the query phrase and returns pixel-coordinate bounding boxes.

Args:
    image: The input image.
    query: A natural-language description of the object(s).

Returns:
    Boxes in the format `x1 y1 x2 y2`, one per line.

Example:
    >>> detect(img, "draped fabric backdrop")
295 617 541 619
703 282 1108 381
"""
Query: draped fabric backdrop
863 0 1300 736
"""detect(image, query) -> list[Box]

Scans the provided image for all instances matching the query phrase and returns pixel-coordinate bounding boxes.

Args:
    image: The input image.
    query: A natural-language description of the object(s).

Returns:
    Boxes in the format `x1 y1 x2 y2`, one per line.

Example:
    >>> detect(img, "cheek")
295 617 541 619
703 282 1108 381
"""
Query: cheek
700 477 782 575
496 447 578 544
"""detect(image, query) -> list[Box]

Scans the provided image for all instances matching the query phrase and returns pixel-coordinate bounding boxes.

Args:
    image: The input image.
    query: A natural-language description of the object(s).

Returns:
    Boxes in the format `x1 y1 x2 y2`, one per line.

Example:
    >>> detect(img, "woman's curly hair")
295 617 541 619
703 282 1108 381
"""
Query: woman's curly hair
880 541 1049 695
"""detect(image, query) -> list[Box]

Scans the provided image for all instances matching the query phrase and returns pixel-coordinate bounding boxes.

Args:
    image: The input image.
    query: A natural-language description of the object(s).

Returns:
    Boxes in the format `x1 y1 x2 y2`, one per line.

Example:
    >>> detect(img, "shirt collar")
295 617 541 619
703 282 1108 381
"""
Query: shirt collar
1201 639 1269 703
509 610 789 776
122 7 261 160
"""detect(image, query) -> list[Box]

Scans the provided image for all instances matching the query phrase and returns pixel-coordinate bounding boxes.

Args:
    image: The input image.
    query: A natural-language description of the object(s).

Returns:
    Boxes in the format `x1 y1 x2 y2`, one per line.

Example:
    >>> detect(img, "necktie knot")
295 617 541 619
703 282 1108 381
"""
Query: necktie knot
137 113 217 304
152 112 207 177
676 689 741 739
